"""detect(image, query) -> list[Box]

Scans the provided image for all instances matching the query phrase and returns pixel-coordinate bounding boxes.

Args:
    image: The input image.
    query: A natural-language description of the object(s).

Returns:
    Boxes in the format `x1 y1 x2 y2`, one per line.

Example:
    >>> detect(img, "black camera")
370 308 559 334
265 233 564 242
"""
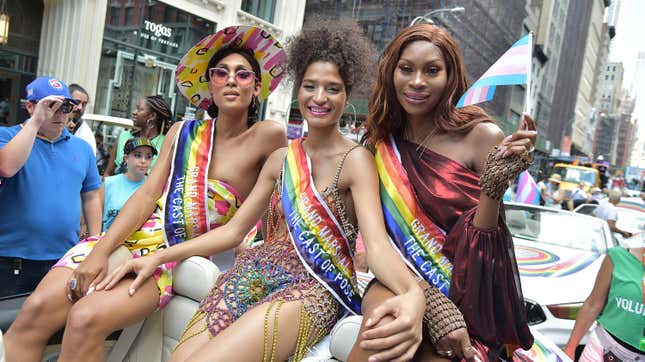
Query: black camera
59 101 74 114
49 100 74 114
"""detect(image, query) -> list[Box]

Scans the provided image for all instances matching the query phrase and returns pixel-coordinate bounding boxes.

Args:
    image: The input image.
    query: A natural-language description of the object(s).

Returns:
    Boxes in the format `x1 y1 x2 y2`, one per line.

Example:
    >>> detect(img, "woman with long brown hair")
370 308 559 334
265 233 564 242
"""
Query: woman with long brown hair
348 24 536 361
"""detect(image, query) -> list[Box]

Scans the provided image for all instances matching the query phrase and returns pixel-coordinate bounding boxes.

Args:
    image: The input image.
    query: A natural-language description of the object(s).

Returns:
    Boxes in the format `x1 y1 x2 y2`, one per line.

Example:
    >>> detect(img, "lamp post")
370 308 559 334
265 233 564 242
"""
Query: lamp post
410 6 465 26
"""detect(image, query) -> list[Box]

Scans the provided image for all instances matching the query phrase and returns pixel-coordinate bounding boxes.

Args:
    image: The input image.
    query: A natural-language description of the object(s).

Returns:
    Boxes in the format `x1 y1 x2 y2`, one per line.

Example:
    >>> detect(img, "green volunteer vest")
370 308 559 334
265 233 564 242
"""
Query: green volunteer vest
114 130 164 172
597 246 645 351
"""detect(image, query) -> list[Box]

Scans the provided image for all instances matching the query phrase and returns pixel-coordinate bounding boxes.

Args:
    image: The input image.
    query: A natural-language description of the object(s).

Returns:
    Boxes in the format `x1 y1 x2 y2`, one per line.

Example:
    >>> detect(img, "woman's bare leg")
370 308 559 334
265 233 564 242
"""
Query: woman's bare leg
57 276 159 362
347 280 448 362
4 268 74 362
173 300 320 362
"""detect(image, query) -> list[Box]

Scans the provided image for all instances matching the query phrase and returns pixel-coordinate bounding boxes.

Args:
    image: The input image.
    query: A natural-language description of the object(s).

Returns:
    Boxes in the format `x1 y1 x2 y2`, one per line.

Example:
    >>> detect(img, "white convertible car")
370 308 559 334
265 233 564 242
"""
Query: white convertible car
505 202 615 351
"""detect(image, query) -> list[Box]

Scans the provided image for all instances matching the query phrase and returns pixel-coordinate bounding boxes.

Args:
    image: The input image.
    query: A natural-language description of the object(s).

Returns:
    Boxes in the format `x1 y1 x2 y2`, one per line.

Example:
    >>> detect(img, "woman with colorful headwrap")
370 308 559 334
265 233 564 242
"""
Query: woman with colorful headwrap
104 95 172 176
3 25 288 362
347 24 535 361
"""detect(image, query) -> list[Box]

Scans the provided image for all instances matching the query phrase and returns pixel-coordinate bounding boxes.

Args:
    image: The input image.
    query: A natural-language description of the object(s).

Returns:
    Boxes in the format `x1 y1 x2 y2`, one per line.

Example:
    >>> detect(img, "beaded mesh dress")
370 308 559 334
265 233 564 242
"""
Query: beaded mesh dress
179 146 359 360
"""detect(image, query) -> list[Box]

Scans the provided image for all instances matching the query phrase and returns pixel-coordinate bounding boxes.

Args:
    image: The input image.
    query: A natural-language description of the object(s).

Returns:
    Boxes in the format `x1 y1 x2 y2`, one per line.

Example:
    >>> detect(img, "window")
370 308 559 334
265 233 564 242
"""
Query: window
110 7 120 25
241 0 276 23
125 7 135 25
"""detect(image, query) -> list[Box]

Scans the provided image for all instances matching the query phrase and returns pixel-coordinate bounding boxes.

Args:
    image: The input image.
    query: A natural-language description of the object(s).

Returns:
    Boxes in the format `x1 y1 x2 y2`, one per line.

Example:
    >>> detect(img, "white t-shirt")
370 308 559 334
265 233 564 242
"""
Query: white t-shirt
593 201 618 222
74 120 97 155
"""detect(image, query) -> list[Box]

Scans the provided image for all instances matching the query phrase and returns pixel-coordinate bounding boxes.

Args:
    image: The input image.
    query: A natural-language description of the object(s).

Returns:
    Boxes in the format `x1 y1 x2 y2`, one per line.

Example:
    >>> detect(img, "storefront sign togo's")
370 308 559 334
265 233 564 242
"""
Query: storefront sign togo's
144 20 172 38
140 20 179 49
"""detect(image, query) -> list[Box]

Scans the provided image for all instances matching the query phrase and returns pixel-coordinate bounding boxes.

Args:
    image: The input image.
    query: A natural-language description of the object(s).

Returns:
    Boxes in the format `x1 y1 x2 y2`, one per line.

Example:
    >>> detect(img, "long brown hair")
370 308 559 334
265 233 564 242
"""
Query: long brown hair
364 24 491 146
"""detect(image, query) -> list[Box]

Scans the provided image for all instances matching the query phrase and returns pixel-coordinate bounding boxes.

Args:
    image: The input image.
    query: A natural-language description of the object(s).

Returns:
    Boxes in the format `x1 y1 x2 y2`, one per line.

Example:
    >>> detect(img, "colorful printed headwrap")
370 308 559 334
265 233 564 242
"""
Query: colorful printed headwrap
175 25 286 110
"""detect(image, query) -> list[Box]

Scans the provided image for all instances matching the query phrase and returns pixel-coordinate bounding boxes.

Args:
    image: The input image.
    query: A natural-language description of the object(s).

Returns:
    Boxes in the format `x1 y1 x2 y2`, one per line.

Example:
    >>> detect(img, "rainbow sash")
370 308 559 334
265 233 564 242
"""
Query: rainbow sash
164 120 215 245
375 136 453 295
282 139 361 314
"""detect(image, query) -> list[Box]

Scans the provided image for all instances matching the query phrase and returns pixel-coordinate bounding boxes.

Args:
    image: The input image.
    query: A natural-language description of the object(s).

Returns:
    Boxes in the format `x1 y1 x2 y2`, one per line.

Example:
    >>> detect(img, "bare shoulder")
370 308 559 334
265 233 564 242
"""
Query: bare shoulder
465 122 504 172
253 119 286 138
343 145 377 179
467 121 505 149
345 144 375 165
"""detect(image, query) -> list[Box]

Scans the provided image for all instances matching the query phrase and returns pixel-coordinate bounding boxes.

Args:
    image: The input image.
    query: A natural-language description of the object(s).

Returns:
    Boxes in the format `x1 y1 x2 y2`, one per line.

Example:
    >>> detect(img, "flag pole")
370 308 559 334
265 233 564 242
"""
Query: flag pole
523 32 534 115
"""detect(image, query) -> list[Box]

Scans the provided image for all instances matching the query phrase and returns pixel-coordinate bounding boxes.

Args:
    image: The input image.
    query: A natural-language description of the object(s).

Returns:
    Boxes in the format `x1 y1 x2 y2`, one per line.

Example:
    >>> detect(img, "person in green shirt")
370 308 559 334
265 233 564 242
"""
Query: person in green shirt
564 245 645 360
104 95 171 176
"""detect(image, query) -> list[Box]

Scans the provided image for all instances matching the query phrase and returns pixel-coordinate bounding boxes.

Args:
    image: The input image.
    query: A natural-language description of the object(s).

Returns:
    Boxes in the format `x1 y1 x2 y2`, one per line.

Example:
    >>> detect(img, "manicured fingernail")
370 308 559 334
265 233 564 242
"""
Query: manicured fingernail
503 135 512 144
368 357 377 362
86 286 95 295
365 318 372 326
129 288 135 295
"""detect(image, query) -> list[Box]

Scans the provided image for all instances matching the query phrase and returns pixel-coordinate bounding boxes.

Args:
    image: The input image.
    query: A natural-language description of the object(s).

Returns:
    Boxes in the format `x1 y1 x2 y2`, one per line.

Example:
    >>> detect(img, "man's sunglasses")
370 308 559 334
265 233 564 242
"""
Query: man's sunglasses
208 67 257 86
31 100 74 114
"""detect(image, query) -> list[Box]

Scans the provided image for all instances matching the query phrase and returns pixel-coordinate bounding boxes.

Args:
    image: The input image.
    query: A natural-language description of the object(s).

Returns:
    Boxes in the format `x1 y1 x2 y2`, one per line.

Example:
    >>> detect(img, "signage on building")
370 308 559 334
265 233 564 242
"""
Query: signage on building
139 20 179 48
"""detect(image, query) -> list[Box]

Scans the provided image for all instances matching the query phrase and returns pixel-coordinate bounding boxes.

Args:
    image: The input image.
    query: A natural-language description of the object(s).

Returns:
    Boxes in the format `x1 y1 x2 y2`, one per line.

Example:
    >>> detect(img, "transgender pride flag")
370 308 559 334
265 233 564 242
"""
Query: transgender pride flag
457 33 532 108
515 171 540 205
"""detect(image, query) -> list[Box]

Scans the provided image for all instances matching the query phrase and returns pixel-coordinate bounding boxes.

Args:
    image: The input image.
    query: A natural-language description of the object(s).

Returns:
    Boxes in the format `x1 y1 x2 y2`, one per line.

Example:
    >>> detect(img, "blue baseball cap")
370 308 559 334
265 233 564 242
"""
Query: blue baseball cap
25 76 78 104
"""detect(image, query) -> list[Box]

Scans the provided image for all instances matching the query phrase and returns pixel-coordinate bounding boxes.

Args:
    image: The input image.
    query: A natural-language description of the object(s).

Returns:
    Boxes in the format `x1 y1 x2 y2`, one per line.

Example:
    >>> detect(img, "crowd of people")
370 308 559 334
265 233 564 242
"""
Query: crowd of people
0 16 643 362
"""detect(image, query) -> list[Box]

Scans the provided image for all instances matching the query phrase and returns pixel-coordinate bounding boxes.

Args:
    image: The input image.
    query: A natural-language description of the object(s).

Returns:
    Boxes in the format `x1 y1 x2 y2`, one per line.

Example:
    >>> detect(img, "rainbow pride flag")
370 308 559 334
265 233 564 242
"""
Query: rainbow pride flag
516 171 540 205
457 33 532 108
513 327 572 362
617 200 645 213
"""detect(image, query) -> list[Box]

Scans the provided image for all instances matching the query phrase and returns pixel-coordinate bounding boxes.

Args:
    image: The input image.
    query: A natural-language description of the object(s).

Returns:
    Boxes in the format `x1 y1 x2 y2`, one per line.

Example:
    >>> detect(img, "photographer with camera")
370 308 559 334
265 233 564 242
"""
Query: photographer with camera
0 76 102 296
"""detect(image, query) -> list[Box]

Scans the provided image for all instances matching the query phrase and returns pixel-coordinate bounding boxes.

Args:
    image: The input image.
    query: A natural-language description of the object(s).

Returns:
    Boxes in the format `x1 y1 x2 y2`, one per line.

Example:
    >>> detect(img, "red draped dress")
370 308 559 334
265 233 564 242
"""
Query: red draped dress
396 136 533 356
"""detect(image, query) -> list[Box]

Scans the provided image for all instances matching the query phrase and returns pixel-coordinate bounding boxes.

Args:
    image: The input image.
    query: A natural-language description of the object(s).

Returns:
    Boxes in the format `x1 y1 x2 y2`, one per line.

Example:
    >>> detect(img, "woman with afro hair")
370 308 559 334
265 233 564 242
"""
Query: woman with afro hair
97 18 426 362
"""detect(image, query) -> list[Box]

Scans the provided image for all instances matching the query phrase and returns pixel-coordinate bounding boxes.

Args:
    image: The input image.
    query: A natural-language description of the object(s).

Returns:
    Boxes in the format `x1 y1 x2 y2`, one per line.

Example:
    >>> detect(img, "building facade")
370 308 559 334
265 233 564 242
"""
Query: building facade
628 52 645 167
569 0 607 156
0 0 306 127
614 95 636 168
524 0 569 154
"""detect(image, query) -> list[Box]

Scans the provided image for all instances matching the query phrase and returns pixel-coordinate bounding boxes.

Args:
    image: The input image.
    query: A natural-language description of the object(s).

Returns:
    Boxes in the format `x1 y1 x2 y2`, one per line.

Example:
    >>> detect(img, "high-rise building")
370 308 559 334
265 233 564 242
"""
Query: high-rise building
0 0 306 127
592 62 623 161
628 52 645 166
548 0 594 156
614 95 636 167
632 52 645 126
569 0 608 156
302 0 527 133
524 0 570 154
596 62 623 114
